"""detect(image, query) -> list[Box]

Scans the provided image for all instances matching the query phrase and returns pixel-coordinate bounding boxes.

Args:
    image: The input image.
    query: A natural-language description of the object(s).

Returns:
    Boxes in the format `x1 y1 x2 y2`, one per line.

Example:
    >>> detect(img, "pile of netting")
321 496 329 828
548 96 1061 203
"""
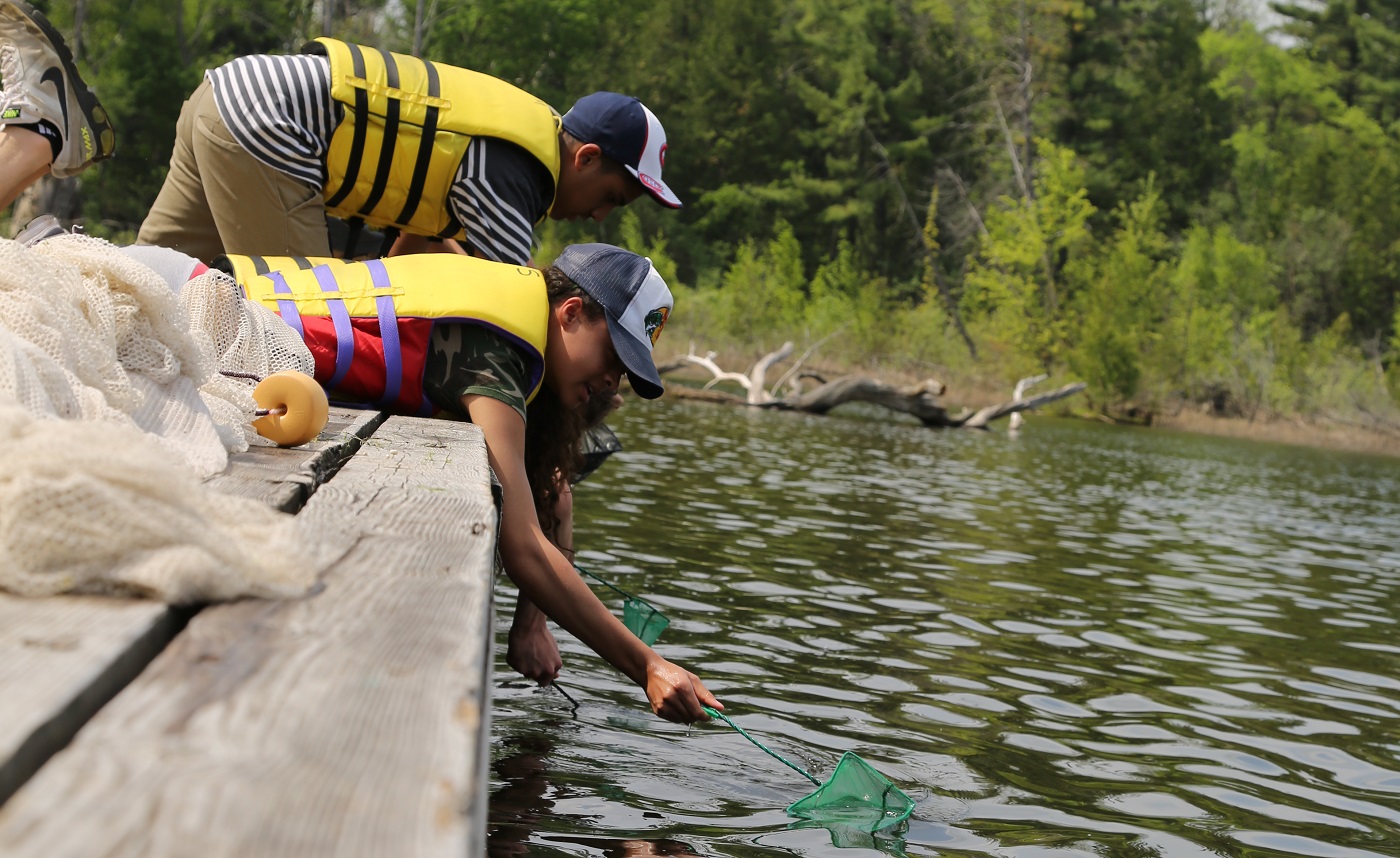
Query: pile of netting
0 233 331 604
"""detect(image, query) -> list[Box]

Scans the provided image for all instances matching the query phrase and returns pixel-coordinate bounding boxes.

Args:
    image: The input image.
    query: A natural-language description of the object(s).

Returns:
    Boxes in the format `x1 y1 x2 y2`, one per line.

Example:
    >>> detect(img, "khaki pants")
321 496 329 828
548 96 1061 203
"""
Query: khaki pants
136 79 331 262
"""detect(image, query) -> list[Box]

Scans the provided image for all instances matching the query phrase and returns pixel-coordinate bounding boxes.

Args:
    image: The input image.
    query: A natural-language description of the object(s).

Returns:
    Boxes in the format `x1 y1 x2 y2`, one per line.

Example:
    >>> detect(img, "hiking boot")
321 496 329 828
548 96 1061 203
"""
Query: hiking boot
0 0 115 178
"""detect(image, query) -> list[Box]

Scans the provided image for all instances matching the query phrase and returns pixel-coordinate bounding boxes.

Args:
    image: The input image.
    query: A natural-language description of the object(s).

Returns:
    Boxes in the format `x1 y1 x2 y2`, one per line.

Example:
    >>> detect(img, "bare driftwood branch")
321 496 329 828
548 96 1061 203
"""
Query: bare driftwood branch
1008 373 1047 432
669 342 793 404
950 382 1087 429
771 330 842 398
747 342 794 404
673 345 753 394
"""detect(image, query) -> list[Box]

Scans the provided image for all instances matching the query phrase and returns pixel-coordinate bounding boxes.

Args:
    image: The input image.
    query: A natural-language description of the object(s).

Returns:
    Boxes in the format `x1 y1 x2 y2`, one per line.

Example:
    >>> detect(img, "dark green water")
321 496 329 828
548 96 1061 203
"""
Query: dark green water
487 399 1400 857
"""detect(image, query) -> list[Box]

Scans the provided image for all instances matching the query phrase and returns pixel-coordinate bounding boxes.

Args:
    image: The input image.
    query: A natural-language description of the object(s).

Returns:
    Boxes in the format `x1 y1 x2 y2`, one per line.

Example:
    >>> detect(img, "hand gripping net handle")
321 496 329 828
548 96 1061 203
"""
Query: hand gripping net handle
702 706 821 786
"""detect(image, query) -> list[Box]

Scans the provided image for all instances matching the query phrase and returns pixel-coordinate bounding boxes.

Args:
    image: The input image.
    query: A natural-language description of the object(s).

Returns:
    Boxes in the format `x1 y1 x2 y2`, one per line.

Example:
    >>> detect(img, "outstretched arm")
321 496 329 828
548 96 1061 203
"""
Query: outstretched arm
507 477 572 685
465 393 722 722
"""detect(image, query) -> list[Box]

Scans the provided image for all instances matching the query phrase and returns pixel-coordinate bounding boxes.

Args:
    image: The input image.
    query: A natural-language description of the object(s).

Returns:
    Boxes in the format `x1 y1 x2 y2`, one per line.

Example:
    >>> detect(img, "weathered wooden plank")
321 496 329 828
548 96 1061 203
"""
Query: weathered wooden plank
204 407 387 511
0 417 498 858
0 407 383 809
0 597 188 807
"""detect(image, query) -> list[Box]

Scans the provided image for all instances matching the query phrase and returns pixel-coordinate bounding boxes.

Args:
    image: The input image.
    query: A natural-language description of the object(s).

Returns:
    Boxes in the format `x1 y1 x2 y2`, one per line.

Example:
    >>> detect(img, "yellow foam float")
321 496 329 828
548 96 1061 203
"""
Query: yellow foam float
251 371 330 447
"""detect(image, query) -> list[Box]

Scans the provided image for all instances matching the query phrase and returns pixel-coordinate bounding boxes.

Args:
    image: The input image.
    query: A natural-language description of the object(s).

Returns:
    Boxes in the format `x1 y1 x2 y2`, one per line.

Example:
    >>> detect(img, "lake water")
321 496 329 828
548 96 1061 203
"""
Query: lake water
487 399 1400 857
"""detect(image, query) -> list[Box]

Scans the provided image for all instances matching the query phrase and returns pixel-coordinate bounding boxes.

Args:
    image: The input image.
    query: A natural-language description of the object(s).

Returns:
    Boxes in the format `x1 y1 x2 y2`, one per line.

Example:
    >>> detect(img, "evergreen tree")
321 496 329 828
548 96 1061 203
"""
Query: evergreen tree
1054 0 1230 230
1203 24 1400 340
1273 0 1400 128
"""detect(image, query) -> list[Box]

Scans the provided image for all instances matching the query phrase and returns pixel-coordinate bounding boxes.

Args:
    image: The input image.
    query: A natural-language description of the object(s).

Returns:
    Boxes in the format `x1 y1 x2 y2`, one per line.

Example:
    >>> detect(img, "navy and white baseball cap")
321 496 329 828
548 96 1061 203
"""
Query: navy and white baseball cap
561 92 682 209
553 243 674 399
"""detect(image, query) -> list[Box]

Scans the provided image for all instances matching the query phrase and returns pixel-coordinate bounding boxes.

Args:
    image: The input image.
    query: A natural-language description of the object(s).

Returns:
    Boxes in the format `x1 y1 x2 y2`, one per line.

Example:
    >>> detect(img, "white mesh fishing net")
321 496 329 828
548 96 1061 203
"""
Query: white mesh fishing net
0 233 328 603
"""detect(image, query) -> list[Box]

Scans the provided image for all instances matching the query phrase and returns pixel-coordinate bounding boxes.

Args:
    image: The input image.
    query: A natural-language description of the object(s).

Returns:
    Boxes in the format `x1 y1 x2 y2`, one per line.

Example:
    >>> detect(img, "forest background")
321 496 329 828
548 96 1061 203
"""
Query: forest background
11 0 1400 444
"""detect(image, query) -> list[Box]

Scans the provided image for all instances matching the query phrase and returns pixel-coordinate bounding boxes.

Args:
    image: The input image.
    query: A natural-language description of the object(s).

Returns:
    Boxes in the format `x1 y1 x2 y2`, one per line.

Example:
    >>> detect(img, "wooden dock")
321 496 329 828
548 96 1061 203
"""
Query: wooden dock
0 409 499 857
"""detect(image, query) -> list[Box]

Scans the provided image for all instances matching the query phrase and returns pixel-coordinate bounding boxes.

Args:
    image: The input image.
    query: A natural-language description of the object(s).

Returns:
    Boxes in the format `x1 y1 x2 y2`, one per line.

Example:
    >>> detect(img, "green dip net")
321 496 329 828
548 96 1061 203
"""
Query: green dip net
786 751 915 831
621 595 670 645
703 707 914 832
578 564 670 645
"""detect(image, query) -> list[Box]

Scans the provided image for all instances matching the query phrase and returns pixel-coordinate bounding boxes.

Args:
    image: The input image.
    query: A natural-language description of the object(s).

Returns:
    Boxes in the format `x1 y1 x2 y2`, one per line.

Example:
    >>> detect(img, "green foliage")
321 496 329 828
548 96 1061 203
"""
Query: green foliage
1202 24 1400 340
963 140 1095 375
805 240 861 335
1052 0 1229 230
1230 310 1302 419
1388 306 1400 401
1068 183 1171 408
424 0 634 101
887 291 966 373
709 221 807 350
1160 225 1276 406
1293 314 1386 418
615 209 681 291
1274 0 1400 128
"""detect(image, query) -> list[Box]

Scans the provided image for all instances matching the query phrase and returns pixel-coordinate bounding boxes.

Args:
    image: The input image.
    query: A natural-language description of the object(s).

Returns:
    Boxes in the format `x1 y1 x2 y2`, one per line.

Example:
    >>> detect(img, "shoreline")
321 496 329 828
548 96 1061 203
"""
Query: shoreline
1143 410 1400 460
655 355 1400 460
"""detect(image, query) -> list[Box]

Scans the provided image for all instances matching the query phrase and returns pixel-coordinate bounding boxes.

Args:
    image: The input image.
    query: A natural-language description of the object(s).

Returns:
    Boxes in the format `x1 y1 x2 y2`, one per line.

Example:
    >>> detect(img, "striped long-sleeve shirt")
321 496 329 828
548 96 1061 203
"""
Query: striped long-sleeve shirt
207 54 552 265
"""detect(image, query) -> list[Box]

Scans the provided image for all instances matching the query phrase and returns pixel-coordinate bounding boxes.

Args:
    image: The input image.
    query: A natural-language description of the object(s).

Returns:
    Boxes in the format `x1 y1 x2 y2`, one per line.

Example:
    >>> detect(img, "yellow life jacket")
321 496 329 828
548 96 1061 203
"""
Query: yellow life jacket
227 253 550 414
306 38 561 239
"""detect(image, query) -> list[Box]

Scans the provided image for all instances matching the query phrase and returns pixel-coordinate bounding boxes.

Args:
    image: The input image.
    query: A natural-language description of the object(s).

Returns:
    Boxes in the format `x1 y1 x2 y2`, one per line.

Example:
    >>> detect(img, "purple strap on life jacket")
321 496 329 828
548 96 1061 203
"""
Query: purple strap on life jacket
267 271 304 340
313 263 355 389
365 259 403 409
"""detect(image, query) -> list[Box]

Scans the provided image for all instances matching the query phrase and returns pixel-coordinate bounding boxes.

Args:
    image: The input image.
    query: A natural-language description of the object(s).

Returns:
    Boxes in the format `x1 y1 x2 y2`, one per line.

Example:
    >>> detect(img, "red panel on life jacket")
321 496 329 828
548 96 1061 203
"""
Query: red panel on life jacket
300 316 436 414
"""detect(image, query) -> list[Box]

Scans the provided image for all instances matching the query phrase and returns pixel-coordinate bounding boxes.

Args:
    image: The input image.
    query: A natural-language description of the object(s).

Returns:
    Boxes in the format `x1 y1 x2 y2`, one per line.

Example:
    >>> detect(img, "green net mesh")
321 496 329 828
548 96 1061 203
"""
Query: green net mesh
623 595 670 645
786 752 915 832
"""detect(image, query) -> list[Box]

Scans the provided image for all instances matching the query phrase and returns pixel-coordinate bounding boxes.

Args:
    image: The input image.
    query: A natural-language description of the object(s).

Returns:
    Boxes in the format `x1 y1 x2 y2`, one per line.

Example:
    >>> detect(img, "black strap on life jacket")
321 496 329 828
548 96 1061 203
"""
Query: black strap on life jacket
356 47 401 218
324 43 370 210
340 217 365 259
394 58 441 227
437 209 463 239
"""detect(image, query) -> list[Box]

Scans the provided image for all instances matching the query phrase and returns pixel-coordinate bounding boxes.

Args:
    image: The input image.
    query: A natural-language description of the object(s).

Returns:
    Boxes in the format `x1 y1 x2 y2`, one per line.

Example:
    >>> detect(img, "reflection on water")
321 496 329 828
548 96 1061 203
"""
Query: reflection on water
489 400 1400 857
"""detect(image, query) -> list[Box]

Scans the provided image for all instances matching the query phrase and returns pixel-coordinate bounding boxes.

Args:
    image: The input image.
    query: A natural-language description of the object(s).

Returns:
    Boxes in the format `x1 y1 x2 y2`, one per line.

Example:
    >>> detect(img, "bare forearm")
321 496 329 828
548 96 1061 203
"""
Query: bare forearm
503 533 654 683
511 594 547 629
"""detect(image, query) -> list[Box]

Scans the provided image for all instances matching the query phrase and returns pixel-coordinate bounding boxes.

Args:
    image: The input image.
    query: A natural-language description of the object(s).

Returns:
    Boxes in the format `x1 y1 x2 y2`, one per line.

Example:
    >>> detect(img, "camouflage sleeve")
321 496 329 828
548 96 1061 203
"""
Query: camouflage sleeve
421 323 532 423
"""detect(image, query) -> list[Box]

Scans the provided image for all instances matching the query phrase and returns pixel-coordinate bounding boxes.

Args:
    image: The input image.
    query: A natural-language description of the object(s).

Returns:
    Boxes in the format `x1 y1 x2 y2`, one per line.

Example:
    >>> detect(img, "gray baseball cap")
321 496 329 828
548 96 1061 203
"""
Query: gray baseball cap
553 243 674 398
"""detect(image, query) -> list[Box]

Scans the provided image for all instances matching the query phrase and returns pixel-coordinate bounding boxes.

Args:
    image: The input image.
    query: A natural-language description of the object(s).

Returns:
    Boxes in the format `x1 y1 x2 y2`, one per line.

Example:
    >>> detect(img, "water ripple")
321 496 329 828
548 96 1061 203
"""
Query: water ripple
489 403 1400 856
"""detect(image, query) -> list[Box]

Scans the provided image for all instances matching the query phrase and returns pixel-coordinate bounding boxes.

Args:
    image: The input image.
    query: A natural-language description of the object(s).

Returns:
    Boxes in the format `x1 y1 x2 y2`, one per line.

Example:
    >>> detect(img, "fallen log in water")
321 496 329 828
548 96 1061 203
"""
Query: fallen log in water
658 344 1086 429
945 382 1088 428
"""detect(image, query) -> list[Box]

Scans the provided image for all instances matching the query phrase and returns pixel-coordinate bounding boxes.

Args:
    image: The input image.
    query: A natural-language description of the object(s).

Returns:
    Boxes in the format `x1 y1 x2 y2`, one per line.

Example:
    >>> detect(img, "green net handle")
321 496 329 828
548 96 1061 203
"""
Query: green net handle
576 564 669 645
576 563 633 599
703 706 821 786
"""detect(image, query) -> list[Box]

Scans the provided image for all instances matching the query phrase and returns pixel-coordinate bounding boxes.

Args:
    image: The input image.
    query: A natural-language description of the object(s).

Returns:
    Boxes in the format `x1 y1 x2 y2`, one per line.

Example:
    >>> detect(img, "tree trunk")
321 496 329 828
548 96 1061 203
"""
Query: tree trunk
765 377 949 425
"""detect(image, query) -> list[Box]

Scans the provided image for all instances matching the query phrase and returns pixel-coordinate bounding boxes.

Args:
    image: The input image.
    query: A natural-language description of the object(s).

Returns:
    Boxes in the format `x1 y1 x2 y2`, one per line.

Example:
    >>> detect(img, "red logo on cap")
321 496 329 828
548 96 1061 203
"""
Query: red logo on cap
658 143 667 169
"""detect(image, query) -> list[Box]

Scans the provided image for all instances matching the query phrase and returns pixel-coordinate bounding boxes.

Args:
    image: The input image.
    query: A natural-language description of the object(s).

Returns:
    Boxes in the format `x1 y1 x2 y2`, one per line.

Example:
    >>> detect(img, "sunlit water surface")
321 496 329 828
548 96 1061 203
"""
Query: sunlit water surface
487 400 1400 857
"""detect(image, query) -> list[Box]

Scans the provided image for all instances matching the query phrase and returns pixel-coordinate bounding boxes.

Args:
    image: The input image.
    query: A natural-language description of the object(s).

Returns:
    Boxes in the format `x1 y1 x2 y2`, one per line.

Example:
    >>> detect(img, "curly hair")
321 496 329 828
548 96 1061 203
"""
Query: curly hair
524 266 610 538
